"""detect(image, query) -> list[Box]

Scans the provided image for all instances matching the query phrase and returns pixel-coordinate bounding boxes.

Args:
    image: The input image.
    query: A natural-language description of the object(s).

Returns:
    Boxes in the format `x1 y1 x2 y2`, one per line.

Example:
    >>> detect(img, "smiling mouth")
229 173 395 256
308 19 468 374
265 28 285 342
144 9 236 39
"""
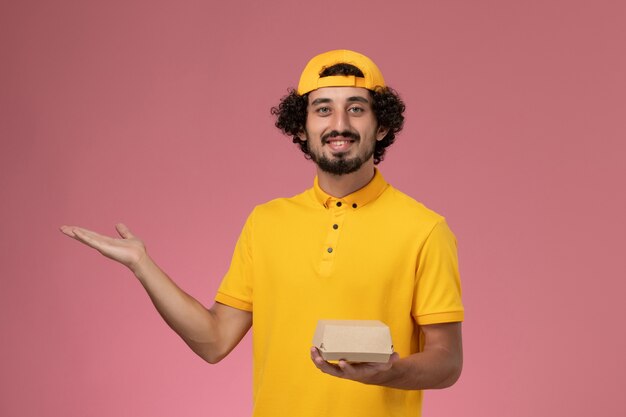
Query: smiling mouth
326 138 355 151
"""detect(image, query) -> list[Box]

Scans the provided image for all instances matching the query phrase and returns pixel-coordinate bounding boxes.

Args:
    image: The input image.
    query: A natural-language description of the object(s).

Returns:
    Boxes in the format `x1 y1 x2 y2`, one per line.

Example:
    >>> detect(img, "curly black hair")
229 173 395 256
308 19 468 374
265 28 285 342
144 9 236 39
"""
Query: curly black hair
270 64 406 165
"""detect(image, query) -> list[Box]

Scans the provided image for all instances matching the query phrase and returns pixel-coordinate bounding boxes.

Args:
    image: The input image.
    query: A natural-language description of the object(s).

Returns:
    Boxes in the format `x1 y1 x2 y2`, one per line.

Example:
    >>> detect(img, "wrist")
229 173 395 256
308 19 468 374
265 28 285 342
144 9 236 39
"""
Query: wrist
130 252 154 281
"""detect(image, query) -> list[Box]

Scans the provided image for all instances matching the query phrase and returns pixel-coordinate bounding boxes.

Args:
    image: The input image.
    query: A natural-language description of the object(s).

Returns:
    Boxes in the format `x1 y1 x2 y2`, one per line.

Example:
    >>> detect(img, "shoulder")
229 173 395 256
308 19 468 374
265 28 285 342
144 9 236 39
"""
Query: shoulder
380 185 446 227
247 188 317 223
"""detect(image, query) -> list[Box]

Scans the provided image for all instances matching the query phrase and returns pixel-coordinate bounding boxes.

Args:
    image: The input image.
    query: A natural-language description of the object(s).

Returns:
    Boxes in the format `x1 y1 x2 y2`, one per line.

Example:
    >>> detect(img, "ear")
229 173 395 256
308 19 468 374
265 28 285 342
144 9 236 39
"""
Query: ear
297 129 308 142
376 126 389 141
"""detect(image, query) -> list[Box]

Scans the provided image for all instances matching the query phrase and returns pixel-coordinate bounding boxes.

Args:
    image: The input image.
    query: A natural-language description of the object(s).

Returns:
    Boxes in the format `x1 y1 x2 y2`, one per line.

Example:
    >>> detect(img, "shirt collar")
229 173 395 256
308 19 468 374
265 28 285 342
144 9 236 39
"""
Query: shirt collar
313 169 389 209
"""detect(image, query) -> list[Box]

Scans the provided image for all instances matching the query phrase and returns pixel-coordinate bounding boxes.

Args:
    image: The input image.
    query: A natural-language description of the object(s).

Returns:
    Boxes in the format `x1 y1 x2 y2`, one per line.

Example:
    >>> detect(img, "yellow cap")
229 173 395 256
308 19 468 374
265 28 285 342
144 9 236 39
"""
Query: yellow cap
297 50 386 95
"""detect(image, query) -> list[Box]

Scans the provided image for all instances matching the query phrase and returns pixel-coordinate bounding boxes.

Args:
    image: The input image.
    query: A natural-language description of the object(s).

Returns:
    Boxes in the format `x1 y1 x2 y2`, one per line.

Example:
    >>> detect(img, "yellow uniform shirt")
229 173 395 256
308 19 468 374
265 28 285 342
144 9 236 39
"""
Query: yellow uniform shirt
216 169 464 417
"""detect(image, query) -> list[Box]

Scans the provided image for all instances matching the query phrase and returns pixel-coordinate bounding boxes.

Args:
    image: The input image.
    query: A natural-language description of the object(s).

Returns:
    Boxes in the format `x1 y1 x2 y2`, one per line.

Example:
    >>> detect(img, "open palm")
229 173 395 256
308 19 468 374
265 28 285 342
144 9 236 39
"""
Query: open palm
60 223 147 272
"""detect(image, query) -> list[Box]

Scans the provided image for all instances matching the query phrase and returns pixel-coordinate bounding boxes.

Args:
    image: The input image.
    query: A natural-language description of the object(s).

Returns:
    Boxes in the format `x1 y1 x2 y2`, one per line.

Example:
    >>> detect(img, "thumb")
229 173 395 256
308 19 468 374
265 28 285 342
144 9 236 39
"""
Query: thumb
115 223 134 239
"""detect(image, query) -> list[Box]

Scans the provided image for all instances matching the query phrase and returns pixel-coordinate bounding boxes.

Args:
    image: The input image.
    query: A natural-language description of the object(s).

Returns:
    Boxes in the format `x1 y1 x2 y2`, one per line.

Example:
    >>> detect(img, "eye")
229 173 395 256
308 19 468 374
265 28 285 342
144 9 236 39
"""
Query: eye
348 106 365 114
316 106 331 115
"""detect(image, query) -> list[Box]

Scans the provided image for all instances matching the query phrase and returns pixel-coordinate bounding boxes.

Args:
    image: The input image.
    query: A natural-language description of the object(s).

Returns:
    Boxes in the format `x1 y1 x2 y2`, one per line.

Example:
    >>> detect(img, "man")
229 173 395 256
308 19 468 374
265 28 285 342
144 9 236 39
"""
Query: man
61 50 464 417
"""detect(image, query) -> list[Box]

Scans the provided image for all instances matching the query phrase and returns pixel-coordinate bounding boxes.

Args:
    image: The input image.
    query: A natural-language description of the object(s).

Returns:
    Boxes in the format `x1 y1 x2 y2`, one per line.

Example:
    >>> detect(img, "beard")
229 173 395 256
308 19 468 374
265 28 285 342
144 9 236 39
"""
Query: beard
310 149 374 175
308 130 375 175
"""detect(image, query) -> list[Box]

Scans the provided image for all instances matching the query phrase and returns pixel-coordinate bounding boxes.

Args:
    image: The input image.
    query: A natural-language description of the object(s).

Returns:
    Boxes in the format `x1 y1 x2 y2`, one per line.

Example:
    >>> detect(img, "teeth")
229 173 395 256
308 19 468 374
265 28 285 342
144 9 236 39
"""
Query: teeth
331 141 347 146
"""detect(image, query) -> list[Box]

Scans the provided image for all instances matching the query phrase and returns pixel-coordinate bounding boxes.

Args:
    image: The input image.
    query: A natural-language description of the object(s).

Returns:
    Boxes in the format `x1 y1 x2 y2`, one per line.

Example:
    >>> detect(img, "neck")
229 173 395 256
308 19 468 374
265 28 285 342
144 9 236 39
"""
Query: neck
316 160 376 198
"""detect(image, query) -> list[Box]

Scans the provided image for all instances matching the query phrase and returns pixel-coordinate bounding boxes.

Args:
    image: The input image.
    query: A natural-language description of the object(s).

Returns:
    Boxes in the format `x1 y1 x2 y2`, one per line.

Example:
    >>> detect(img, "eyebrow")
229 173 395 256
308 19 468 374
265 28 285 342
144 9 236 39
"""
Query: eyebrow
347 96 370 104
310 96 370 105
311 98 332 105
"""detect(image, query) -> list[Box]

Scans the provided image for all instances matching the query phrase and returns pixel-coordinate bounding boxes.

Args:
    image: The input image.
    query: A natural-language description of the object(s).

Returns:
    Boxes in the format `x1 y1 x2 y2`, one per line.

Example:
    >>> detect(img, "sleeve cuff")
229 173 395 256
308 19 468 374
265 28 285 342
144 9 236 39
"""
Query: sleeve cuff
215 292 253 312
416 310 464 325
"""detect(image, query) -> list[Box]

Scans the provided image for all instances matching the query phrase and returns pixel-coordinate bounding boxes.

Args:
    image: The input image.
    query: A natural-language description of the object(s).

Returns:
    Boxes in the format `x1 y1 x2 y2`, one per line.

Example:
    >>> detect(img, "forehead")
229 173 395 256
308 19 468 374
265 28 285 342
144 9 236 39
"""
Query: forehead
307 87 371 104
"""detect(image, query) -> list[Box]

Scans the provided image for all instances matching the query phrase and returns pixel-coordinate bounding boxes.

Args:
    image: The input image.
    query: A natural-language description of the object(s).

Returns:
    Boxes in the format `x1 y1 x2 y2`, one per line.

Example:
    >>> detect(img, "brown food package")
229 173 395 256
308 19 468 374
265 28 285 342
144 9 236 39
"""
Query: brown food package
312 320 394 363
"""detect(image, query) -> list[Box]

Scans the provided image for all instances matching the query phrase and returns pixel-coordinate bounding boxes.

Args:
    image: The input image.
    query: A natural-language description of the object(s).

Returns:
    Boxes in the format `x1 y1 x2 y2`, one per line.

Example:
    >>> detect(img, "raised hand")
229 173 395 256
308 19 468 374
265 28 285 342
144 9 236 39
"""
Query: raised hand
60 223 147 273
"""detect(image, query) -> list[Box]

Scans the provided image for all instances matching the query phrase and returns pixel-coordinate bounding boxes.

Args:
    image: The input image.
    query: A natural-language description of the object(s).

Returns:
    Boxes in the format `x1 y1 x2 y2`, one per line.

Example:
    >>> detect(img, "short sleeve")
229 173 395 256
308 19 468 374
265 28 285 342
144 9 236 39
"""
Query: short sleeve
215 212 255 312
412 220 464 325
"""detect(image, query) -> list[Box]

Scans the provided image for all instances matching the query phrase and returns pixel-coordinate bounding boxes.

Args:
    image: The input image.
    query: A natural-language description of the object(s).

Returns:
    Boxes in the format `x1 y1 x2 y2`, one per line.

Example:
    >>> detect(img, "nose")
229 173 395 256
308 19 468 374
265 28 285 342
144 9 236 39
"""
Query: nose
330 108 351 132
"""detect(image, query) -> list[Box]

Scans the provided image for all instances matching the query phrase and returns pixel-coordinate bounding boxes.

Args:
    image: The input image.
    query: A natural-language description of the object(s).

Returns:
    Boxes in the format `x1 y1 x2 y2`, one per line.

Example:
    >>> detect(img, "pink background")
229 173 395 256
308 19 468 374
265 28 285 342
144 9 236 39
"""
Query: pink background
1 1 625 416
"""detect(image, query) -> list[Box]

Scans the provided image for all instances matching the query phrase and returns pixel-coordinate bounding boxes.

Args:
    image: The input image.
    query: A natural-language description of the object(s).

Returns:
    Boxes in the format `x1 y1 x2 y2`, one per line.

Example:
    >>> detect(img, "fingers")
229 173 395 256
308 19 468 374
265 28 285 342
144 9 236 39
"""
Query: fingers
60 225 101 241
115 223 134 239
60 224 134 241
337 360 353 372
59 225 76 238
59 225 112 251
311 347 342 377
70 227 109 251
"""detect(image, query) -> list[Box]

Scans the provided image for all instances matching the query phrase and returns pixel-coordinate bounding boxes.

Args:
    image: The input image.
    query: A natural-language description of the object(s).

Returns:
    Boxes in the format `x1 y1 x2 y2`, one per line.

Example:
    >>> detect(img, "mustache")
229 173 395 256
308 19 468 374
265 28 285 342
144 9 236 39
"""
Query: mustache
322 130 360 144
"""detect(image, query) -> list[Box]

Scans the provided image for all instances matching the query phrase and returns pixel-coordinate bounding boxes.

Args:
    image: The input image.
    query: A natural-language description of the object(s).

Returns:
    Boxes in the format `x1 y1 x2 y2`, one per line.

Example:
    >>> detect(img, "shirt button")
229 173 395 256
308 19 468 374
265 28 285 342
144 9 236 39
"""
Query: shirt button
336 202 342 207
332 224 339 230
327 247 333 253
352 203 357 208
